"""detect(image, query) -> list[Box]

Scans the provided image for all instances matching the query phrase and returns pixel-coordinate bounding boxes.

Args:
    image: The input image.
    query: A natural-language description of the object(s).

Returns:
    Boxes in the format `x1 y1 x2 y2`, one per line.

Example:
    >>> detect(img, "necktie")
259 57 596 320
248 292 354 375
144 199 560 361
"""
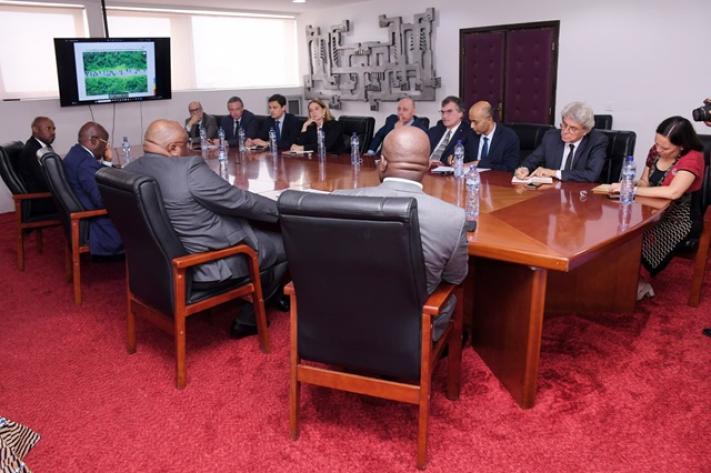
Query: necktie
480 136 489 161
274 120 281 142
233 119 238 136
564 144 575 171
430 129 452 162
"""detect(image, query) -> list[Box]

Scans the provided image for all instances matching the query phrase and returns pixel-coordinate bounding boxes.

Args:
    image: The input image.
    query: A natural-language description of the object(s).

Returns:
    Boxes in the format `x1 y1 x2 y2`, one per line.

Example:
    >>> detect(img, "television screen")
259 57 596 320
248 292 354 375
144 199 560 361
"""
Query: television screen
54 37 171 107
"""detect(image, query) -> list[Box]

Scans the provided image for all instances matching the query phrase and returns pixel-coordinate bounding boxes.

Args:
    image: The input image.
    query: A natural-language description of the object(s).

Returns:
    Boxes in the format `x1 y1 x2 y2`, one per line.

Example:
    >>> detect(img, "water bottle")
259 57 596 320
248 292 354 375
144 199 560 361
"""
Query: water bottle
199 125 207 150
464 164 480 232
268 128 278 153
350 132 361 166
238 128 247 152
218 147 227 162
121 136 131 164
619 155 636 204
317 128 326 160
219 159 229 181
218 126 226 152
453 140 465 178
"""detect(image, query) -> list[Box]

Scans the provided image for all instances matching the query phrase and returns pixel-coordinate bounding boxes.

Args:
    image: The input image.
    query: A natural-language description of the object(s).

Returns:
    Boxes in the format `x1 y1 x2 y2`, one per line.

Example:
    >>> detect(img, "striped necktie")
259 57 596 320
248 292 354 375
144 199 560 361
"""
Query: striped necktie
430 129 452 162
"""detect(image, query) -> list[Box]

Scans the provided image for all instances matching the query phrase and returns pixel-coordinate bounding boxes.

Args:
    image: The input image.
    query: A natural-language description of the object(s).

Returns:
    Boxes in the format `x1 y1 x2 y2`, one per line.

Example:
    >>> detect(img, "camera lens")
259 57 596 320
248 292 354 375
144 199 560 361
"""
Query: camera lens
692 103 711 122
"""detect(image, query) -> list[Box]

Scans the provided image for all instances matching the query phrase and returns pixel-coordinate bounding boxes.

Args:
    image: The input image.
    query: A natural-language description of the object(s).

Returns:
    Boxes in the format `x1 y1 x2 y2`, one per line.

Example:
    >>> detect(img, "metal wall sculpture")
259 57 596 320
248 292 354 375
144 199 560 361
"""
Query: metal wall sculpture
304 8 441 111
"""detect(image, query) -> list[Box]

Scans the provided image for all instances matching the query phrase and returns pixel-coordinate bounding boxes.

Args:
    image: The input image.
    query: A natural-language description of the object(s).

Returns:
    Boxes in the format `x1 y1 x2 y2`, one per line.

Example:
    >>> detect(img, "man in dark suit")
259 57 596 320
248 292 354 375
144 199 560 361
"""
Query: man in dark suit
249 94 299 151
221 96 259 146
184 101 218 142
515 102 608 182
335 126 468 340
366 97 429 154
468 101 520 171
427 96 476 165
126 119 288 339
19 116 55 193
62 122 123 256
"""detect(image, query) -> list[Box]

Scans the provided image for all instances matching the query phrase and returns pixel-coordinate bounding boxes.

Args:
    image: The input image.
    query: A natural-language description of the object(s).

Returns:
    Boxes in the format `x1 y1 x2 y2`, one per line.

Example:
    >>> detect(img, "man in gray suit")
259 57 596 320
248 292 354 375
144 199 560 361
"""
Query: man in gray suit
125 119 288 339
335 126 469 340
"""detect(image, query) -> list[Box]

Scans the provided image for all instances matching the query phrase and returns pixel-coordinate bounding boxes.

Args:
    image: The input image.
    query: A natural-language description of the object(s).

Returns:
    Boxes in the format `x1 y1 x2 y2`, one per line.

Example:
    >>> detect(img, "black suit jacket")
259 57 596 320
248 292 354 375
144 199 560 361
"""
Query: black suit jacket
19 137 51 193
427 121 477 163
259 113 300 151
221 109 259 146
295 120 345 153
472 124 521 171
368 114 429 153
521 129 608 182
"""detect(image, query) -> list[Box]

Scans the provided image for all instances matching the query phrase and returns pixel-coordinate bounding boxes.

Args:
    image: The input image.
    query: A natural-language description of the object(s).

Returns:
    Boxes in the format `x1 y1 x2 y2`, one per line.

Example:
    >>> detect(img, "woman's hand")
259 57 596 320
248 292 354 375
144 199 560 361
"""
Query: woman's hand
290 144 304 152
301 119 314 132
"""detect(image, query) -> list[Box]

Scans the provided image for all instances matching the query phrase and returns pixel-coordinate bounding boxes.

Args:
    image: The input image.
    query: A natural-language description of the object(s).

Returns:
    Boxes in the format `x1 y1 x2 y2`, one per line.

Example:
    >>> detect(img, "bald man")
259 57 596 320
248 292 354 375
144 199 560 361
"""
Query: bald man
18 116 55 194
63 121 123 256
184 101 218 142
468 101 521 171
125 119 288 338
334 126 468 340
366 97 429 155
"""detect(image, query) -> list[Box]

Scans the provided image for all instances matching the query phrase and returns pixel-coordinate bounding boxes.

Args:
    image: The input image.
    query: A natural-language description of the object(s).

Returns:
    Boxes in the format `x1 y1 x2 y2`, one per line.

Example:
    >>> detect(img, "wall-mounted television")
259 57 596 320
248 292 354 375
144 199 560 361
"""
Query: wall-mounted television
54 37 171 107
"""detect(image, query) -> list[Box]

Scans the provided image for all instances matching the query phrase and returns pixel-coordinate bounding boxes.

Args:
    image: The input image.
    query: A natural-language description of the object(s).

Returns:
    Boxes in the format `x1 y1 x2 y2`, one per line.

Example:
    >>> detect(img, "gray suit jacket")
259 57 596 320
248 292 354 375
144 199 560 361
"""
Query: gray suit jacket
185 114 218 141
334 179 469 339
125 153 279 282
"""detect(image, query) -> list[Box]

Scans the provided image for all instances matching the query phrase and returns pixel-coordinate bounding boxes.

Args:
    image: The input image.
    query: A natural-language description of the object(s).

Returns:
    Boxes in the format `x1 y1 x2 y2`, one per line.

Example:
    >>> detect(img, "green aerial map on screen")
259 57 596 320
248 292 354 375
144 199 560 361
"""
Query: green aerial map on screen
83 50 149 96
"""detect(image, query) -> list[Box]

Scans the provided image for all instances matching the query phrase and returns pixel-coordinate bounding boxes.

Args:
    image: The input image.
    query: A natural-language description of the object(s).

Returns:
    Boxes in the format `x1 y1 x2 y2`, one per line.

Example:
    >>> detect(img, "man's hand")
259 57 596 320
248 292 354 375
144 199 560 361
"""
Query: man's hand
187 112 201 127
514 167 530 179
290 144 305 152
103 147 113 162
250 138 269 148
705 97 711 127
429 160 442 170
530 167 555 178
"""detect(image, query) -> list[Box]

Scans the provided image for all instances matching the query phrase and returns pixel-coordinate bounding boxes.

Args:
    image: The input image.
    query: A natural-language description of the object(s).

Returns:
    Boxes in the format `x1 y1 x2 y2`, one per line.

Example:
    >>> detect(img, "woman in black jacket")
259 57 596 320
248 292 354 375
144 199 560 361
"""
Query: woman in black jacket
291 99 344 154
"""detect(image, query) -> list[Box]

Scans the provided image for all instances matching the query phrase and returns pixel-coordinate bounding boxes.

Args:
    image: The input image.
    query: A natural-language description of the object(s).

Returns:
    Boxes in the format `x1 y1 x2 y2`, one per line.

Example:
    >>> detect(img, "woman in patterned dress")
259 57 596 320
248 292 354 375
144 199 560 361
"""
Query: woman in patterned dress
608 116 705 296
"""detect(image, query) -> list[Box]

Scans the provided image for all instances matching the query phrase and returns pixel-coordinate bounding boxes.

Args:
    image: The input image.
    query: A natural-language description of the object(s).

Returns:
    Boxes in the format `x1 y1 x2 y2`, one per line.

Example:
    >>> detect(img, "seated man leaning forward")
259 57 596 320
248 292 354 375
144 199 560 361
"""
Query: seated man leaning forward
63 121 123 256
366 96 429 155
334 126 469 340
125 119 289 339
515 101 608 182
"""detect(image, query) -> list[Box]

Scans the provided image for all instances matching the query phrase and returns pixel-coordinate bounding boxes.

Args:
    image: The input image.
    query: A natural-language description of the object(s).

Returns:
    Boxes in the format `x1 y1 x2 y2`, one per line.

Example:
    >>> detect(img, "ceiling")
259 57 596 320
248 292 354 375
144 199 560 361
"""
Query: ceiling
111 0 368 15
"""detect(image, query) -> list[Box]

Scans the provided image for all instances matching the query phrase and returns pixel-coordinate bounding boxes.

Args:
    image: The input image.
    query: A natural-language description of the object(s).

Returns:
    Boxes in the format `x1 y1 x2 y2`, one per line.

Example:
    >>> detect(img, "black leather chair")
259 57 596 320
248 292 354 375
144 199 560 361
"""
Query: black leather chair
594 114 613 130
212 114 227 127
253 114 268 135
598 130 636 184
278 190 463 469
686 134 711 306
419 117 431 130
338 115 375 154
0 142 60 270
40 152 108 305
506 122 555 162
95 167 270 388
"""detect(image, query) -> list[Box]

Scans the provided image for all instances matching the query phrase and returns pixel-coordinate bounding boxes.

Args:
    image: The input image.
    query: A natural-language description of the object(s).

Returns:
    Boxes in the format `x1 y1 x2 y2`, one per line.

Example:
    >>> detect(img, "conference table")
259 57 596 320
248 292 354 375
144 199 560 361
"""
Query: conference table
129 147 667 408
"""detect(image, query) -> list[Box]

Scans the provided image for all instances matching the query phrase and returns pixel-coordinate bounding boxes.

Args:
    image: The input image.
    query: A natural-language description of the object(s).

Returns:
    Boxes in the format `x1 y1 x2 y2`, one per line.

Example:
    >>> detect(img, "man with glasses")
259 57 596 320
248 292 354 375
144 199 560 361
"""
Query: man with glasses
427 96 476 166
185 101 218 142
62 121 123 256
515 101 608 182
125 119 289 339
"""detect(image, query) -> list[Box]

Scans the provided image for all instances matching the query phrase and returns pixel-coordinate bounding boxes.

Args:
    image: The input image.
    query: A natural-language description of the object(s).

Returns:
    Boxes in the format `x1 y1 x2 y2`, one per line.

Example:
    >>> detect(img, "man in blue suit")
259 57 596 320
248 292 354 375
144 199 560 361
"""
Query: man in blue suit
63 122 123 256
427 96 476 165
220 96 259 147
468 101 521 171
366 97 429 155
249 94 299 151
515 102 608 182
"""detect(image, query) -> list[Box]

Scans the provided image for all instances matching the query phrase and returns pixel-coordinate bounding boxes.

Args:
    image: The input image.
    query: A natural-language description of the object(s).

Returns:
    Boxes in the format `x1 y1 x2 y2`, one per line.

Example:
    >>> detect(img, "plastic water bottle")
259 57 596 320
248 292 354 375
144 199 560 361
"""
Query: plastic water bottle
219 159 229 181
218 126 226 151
619 155 636 204
218 147 227 162
238 128 247 152
453 140 465 178
317 128 326 160
464 164 480 232
350 132 361 166
268 128 278 153
199 125 207 150
121 136 131 164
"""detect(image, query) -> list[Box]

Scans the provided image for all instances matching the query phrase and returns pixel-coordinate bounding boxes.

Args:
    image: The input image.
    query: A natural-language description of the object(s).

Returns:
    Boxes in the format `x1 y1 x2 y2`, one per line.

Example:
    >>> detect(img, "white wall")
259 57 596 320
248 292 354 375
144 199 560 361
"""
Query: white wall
298 0 711 157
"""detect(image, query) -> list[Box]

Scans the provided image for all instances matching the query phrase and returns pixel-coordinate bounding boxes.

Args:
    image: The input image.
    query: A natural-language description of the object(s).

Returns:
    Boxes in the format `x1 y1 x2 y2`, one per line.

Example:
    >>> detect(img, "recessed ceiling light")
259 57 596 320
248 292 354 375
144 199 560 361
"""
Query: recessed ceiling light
292 0 306 3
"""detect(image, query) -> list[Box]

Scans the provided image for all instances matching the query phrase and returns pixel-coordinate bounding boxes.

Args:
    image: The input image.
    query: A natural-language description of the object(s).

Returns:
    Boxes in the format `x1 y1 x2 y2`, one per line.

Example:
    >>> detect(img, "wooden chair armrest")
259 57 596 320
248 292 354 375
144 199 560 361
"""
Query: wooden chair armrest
71 209 108 220
13 192 53 201
172 243 257 270
284 281 294 295
704 206 711 224
423 282 458 317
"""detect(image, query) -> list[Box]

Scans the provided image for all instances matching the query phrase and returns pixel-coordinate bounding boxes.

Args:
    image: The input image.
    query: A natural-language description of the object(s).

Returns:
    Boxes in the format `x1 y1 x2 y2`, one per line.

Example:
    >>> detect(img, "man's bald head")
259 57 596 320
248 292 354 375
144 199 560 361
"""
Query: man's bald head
77 121 109 157
396 96 416 123
379 126 430 182
144 119 190 157
469 100 495 135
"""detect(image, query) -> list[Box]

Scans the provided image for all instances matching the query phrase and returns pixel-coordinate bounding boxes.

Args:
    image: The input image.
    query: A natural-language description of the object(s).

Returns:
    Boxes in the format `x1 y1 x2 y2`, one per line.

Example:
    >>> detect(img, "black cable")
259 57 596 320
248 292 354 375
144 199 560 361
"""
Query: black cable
101 0 109 37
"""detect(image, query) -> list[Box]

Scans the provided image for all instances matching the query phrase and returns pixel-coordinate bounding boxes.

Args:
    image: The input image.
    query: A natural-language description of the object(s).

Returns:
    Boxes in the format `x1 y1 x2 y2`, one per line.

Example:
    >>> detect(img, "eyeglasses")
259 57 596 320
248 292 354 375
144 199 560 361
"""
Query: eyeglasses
188 108 201 113
560 120 582 133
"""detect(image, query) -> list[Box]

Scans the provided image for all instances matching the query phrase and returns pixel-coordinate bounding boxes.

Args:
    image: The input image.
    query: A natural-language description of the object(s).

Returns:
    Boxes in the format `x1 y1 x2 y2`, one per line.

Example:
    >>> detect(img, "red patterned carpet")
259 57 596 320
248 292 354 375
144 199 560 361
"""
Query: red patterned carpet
0 211 709 472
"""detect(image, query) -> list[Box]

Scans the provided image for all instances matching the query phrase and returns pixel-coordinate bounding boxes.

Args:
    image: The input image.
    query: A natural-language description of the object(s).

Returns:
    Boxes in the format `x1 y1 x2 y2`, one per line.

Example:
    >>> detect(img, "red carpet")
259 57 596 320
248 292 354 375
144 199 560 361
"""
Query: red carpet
0 211 709 472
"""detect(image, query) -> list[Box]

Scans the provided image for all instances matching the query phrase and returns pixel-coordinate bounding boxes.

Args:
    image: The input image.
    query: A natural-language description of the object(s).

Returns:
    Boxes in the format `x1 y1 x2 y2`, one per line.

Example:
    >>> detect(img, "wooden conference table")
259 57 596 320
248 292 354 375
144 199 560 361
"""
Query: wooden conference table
138 148 666 408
